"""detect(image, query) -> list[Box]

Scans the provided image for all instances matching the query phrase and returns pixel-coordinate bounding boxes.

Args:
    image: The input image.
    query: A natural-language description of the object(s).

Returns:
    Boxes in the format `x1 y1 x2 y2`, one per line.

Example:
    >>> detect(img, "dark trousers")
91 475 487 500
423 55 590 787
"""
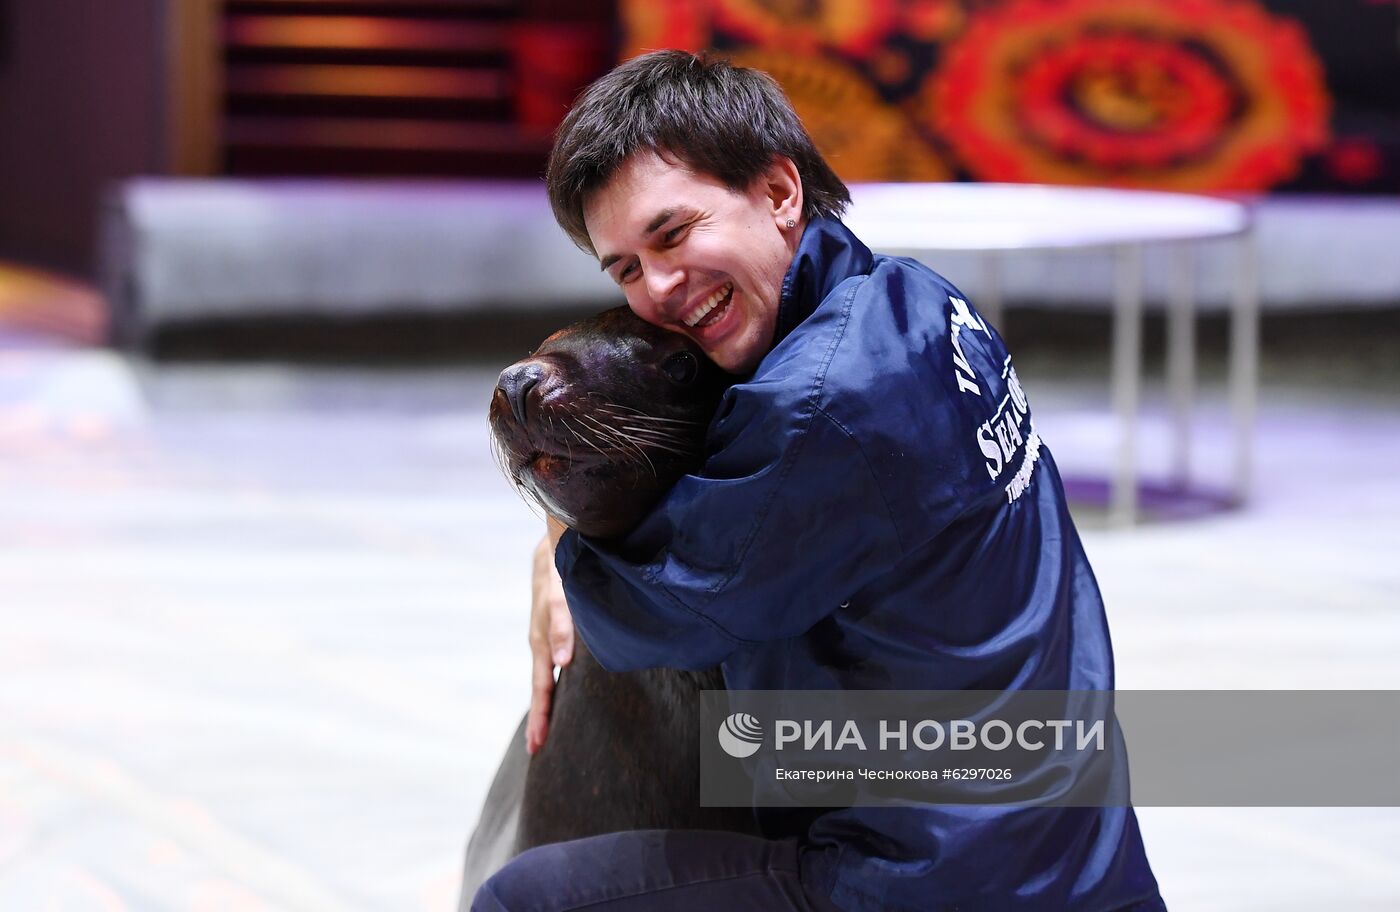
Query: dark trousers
471 830 841 912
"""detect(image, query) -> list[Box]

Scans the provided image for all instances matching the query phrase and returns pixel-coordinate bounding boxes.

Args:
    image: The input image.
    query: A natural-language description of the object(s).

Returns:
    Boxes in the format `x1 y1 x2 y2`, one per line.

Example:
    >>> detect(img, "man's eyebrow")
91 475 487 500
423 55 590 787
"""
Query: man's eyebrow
598 208 683 272
644 207 680 235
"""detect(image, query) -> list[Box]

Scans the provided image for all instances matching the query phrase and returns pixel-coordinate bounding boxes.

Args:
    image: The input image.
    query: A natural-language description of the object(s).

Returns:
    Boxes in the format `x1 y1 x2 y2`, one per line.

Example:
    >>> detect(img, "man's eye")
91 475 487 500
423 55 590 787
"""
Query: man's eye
664 223 689 244
619 263 638 283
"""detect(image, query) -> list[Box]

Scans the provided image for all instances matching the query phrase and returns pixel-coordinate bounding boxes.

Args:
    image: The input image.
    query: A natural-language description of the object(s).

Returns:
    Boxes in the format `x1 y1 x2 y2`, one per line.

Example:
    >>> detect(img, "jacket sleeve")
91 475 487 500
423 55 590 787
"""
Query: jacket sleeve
555 398 903 672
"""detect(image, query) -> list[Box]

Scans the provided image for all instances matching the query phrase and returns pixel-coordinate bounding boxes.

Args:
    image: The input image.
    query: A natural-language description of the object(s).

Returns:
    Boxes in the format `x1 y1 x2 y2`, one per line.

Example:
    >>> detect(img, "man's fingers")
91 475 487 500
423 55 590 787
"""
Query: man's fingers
526 651 554 754
527 527 570 754
548 599 574 666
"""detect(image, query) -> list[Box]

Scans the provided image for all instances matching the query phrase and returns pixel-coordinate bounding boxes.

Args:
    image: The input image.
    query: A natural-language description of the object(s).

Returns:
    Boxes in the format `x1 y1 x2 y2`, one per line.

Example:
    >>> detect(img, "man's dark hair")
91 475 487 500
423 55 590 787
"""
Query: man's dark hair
546 50 851 254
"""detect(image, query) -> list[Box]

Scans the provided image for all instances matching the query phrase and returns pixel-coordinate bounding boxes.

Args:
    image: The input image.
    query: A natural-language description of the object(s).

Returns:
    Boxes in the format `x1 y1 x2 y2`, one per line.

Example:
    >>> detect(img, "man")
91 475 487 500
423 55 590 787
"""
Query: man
475 50 1164 911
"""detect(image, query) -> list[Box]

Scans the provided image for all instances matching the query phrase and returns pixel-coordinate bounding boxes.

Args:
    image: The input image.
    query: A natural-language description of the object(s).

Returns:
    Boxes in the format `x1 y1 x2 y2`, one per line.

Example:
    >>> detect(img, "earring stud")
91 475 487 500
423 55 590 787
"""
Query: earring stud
785 218 795 229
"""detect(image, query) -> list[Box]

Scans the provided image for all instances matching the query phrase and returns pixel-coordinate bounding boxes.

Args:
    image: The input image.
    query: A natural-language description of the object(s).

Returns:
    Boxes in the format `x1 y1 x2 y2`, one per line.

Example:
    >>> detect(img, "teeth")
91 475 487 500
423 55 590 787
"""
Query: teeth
683 283 732 327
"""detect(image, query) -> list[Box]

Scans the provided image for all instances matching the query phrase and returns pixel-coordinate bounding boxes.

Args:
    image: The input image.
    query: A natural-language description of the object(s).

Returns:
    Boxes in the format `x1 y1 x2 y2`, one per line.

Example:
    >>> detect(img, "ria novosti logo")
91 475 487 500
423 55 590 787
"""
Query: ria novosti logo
717 713 763 758
716 712 1107 758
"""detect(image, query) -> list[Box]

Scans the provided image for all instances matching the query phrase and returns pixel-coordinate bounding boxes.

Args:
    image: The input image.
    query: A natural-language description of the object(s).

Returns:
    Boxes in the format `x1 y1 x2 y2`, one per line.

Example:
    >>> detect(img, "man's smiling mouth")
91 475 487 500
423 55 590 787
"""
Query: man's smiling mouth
683 282 733 328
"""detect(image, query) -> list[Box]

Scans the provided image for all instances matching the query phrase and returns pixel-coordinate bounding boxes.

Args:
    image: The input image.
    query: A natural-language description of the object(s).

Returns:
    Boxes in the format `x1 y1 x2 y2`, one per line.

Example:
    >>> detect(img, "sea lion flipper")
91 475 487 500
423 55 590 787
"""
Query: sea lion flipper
458 713 527 908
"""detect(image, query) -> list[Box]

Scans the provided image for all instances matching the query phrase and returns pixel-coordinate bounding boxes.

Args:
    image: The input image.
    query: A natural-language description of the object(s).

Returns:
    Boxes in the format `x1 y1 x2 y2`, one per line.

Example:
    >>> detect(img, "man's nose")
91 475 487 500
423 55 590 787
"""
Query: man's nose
497 361 545 425
643 258 685 308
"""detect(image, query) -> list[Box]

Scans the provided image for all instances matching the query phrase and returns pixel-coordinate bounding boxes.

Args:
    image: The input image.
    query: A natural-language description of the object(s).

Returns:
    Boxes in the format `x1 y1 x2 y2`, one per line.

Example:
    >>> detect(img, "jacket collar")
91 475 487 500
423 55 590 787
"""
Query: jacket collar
773 216 874 348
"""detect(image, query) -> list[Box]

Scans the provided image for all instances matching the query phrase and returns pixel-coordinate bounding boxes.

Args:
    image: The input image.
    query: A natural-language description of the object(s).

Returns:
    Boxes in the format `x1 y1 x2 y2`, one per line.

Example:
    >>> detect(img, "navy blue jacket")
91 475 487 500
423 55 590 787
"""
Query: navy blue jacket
556 218 1164 911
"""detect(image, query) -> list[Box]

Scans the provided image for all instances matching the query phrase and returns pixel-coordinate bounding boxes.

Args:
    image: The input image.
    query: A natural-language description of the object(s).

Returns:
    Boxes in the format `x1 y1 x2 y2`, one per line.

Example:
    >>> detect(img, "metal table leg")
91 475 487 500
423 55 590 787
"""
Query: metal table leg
1111 244 1144 526
1167 241 1196 489
1229 231 1260 504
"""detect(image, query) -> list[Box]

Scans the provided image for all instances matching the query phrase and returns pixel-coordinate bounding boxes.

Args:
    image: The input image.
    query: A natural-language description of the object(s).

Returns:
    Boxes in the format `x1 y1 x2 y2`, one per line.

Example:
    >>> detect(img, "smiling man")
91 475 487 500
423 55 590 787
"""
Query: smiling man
473 51 1165 912
585 150 802 373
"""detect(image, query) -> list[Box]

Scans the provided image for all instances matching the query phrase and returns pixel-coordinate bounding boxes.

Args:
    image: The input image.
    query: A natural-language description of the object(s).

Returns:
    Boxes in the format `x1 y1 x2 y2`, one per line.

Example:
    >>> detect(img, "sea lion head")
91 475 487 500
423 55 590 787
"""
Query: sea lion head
489 307 730 539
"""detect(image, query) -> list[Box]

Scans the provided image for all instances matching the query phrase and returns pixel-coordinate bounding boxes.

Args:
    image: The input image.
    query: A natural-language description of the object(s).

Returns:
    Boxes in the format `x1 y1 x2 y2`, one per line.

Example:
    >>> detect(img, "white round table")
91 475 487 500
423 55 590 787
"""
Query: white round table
845 183 1257 526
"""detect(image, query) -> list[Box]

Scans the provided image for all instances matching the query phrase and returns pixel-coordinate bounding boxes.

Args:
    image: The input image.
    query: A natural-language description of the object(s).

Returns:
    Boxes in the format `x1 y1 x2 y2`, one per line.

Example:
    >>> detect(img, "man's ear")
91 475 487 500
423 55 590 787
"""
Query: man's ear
763 156 804 230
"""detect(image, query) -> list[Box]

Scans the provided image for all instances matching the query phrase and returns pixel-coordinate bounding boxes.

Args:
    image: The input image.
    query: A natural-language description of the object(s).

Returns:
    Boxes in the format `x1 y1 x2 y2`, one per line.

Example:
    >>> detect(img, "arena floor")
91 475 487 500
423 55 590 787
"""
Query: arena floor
1 322 1397 911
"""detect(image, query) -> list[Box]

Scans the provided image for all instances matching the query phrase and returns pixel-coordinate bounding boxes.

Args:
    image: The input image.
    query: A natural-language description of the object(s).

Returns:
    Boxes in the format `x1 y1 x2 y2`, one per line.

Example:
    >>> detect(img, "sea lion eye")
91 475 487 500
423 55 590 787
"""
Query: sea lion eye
662 351 699 384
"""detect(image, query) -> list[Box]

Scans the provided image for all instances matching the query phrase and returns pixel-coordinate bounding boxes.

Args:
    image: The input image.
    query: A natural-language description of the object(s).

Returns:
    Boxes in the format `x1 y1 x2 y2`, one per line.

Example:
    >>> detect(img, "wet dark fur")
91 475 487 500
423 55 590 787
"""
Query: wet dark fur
520 646 746 846
461 308 758 906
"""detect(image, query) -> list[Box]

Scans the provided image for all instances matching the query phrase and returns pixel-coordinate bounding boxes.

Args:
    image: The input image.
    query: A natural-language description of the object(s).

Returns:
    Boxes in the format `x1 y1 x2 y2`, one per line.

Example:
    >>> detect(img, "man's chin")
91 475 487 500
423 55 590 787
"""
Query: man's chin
708 346 760 376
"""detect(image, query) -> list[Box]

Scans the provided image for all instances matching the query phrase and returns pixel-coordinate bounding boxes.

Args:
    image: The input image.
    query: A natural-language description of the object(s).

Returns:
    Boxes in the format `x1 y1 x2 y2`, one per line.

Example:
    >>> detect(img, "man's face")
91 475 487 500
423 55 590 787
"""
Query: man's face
583 151 800 374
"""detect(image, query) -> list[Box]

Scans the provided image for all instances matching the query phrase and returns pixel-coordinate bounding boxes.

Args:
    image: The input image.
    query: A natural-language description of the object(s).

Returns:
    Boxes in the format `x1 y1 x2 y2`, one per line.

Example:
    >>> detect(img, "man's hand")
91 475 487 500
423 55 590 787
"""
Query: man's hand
526 517 573 755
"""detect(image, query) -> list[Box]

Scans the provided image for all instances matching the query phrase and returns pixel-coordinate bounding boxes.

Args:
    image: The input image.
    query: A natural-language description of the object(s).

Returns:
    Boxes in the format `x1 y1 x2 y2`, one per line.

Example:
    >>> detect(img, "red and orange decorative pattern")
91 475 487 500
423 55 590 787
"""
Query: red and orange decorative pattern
726 49 952 181
621 0 714 56
619 0 1400 193
924 0 1331 190
714 0 899 56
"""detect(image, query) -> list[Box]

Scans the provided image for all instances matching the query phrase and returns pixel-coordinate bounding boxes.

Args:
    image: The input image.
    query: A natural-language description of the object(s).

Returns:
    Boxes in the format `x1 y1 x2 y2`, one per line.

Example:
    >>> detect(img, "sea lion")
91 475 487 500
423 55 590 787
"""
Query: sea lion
488 305 729 539
460 307 758 907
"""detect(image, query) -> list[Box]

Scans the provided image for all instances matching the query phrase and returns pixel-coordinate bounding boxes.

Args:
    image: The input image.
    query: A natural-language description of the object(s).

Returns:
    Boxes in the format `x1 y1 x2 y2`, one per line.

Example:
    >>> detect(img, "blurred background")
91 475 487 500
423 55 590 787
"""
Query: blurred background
1 1 1397 910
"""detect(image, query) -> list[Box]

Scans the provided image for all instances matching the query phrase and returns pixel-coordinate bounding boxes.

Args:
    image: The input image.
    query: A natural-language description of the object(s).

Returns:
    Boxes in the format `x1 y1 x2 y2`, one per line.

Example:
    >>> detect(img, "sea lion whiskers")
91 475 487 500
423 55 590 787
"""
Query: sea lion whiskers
593 403 705 456
558 415 613 461
489 433 548 522
584 407 700 460
557 412 657 479
489 428 530 501
612 429 694 458
618 422 703 439
574 413 659 475
597 402 705 427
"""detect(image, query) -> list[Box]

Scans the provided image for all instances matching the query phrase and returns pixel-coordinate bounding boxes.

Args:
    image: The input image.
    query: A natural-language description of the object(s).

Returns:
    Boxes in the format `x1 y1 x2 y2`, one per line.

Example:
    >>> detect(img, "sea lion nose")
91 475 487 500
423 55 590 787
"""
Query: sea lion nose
497 361 544 425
